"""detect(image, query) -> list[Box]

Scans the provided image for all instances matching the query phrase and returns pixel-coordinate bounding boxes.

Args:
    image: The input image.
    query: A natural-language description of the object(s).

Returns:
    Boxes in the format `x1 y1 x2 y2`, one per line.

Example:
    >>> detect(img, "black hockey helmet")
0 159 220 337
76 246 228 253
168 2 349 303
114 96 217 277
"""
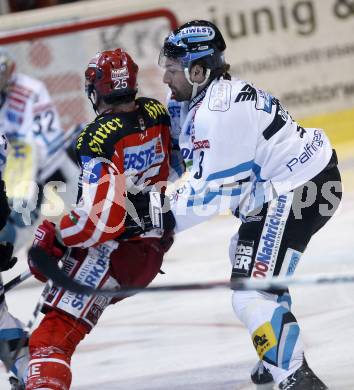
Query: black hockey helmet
158 20 226 72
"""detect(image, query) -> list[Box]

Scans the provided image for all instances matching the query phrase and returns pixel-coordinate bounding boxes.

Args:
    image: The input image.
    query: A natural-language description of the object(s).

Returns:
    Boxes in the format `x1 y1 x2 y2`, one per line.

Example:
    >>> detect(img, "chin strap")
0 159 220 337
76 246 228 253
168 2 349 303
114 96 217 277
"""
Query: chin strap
87 84 99 115
184 68 211 100
88 95 99 115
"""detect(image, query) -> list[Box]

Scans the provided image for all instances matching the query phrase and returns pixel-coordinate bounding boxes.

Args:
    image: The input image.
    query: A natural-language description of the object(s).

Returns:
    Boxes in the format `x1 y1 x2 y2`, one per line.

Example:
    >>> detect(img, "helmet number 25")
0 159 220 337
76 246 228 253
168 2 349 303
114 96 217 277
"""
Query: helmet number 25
114 78 128 90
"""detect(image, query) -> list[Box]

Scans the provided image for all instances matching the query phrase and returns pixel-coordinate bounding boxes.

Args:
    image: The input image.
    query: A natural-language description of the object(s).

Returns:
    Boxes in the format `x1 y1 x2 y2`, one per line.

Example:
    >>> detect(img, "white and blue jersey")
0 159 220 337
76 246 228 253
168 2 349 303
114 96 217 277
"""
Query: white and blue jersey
168 77 333 232
0 73 65 182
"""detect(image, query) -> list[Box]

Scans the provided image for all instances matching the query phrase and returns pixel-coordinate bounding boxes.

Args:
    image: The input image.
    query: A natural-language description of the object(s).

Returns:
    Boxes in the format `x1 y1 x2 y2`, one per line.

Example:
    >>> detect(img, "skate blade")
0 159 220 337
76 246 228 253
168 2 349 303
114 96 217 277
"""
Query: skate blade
256 383 275 390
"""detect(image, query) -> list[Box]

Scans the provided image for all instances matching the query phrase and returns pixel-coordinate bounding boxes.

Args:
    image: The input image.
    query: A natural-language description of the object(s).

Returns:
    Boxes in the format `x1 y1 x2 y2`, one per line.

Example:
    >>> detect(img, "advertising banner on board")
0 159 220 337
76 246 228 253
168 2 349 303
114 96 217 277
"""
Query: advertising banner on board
0 0 353 144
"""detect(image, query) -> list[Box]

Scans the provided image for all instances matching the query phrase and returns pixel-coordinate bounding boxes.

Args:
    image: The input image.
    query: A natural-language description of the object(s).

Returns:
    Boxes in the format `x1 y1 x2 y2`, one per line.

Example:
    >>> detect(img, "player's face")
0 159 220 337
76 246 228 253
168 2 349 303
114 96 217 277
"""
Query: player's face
0 58 13 93
162 58 192 101
0 52 15 92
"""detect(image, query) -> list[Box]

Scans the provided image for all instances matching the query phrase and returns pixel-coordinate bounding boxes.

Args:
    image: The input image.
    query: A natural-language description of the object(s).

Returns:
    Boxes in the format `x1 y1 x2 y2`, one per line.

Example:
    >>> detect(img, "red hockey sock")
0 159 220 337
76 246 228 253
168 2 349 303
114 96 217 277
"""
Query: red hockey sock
26 355 71 390
26 310 88 390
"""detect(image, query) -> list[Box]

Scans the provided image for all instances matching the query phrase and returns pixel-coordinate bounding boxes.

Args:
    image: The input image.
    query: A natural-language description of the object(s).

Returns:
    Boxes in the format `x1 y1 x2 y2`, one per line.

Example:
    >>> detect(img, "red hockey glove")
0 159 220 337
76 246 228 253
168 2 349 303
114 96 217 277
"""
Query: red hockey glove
28 220 66 282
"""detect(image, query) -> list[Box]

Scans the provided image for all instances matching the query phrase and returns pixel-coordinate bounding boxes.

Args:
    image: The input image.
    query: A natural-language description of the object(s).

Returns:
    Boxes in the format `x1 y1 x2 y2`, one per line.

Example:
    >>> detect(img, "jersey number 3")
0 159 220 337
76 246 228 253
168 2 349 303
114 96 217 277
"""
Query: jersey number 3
194 151 204 179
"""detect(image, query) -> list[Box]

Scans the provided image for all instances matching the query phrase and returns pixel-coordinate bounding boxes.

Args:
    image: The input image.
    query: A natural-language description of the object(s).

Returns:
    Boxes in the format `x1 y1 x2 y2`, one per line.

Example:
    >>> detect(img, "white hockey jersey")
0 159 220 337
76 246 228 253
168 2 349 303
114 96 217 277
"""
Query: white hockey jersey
0 73 65 183
168 78 333 232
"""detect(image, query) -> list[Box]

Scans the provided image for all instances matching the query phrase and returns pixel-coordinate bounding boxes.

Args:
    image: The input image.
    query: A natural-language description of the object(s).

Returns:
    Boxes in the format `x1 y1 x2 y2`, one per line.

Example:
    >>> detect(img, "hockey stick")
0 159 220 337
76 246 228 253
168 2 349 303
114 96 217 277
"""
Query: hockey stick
3 270 32 293
29 246 354 298
45 124 83 166
37 124 82 182
25 279 53 329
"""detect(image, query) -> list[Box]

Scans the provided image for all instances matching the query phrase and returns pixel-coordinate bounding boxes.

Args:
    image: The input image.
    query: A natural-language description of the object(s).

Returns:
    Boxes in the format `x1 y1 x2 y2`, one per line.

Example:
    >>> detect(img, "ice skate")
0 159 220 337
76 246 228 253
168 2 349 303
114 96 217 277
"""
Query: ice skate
251 360 275 389
279 359 328 390
9 375 24 390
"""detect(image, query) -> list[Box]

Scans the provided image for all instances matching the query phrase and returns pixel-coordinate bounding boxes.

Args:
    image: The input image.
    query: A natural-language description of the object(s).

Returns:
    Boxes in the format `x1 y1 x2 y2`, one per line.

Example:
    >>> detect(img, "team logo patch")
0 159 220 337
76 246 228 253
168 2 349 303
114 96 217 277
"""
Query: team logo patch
286 129 324 172
235 84 272 114
235 84 256 103
178 26 215 40
193 139 210 150
232 240 254 278
252 322 277 359
245 215 263 223
252 194 293 279
56 245 111 313
85 295 110 326
111 67 128 80
123 136 165 172
279 248 302 276
208 82 231 112
255 88 272 113
69 212 79 224
180 147 193 164
45 286 59 304
81 155 103 184
62 256 77 275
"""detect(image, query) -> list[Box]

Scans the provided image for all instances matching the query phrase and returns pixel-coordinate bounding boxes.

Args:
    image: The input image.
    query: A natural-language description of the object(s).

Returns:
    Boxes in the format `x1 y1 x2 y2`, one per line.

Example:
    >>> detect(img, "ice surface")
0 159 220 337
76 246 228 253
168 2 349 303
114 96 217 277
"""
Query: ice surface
0 186 353 389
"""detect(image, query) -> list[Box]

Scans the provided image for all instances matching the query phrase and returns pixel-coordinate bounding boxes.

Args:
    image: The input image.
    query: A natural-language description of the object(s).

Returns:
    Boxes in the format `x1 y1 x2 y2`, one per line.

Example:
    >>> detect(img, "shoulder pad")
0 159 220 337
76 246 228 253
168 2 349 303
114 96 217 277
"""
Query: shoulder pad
76 115 124 156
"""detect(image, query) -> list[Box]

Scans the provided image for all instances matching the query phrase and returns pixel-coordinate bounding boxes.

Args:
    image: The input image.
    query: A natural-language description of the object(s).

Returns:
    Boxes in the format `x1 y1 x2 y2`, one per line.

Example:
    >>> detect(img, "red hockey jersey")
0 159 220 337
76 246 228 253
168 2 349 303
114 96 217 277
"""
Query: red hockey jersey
59 97 171 247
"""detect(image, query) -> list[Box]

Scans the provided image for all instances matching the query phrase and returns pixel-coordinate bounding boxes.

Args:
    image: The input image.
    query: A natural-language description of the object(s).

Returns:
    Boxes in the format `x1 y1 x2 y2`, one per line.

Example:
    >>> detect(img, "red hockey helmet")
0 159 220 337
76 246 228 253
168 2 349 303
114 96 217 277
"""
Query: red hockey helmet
85 48 139 104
